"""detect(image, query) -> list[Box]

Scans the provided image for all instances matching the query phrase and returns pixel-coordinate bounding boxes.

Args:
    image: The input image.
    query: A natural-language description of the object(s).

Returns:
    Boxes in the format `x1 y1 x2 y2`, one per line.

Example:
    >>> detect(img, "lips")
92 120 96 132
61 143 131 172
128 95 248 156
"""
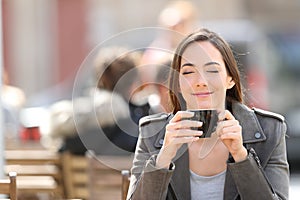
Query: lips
192 91 213 97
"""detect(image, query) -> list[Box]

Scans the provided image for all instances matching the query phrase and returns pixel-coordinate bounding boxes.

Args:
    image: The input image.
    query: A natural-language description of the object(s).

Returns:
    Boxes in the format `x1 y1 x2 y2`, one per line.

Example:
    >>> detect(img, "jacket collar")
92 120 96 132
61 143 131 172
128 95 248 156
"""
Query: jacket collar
231 102 266 143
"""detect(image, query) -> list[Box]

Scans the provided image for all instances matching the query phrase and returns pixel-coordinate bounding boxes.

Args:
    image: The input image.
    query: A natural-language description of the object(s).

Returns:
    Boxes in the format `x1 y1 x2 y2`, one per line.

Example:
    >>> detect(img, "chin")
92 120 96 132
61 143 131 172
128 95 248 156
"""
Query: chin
188 103 212 110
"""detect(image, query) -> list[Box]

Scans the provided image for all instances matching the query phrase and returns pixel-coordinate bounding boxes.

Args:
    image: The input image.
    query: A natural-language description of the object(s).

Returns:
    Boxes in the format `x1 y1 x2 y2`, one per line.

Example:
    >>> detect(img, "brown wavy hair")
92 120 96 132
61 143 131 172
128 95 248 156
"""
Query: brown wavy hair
168 28 243 113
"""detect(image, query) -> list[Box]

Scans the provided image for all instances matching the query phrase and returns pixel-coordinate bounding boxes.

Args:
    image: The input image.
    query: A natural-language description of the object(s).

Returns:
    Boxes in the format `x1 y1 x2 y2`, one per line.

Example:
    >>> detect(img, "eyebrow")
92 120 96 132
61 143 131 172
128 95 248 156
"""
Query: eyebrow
181 61 221 68
181 63 194 68
204 61 221 67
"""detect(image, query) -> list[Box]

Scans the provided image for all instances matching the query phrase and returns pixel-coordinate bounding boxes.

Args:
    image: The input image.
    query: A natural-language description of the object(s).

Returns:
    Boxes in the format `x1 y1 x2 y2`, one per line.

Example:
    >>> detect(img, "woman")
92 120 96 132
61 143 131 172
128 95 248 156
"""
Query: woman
127 28 289 199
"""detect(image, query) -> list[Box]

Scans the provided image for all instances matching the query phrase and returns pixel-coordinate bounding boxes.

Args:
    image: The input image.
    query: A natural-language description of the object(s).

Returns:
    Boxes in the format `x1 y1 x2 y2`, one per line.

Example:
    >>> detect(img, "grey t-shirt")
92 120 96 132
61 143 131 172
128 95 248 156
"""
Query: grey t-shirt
190 170 226 200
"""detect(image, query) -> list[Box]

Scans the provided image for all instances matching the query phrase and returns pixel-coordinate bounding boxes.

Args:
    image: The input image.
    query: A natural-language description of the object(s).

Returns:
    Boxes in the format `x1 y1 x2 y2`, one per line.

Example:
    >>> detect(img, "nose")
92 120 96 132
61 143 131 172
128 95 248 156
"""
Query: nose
194 71 207 87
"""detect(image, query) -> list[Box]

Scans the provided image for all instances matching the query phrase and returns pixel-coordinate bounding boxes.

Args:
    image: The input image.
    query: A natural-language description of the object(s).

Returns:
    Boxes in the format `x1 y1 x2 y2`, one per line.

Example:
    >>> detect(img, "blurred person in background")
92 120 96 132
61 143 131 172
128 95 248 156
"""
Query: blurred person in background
141 0 197 67
149 56 173 114
138 0 198 104
1 68 26 140
49 46 153 155
127 28 289 200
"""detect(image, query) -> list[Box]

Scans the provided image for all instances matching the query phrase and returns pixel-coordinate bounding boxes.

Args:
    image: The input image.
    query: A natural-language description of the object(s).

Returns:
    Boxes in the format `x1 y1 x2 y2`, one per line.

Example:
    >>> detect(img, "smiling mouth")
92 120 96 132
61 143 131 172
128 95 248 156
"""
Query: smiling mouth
192 92 213 97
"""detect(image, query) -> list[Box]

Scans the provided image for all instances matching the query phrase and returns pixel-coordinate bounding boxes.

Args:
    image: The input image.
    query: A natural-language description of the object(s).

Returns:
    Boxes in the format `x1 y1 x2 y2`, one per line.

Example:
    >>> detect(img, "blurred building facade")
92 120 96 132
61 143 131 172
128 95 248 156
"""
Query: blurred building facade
2 0 300 113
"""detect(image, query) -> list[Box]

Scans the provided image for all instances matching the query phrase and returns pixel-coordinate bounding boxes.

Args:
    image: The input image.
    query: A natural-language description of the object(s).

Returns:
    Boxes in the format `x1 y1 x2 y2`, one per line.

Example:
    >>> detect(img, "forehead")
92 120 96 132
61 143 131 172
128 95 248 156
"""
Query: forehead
181 41 224 64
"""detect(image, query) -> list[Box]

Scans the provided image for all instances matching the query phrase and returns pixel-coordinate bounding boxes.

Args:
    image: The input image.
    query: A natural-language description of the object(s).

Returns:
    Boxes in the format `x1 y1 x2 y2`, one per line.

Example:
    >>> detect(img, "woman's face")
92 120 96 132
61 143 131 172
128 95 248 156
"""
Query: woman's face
179 41 235 110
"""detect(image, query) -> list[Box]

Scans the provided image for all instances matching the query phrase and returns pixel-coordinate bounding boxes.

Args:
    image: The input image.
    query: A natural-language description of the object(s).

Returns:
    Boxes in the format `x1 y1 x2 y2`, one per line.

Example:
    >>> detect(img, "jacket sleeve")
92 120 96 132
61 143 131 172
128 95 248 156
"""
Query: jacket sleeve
126 118 174 200
228 120 289 200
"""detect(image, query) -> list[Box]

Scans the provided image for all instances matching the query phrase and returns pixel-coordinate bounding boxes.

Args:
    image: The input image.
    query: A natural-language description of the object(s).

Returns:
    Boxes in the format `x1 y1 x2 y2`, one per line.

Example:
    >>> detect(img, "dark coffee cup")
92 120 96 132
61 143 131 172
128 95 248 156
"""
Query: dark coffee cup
187 109 218 138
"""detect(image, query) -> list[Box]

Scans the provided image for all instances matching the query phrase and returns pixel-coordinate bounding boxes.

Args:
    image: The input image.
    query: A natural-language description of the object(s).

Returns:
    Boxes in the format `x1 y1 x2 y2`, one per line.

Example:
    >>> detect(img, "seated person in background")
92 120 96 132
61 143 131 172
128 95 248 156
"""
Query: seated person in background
49 46 152 155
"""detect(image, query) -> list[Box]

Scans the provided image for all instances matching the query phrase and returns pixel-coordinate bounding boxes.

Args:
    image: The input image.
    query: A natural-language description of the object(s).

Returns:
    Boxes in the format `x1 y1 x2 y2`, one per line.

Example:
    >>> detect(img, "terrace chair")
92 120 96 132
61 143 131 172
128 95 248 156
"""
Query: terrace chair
121 170 130 200
0 171 17 200
85 150 133 200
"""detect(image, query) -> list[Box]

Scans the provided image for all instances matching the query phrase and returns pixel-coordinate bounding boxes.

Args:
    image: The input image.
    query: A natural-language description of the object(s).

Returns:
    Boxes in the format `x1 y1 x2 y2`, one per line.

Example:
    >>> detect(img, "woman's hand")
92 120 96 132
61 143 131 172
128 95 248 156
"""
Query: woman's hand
217 110 247 162
156 111 202 169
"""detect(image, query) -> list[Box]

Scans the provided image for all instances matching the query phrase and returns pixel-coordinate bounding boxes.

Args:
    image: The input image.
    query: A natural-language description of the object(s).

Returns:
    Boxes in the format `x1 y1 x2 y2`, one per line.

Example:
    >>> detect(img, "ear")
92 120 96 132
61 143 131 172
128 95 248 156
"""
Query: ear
227 77 235 89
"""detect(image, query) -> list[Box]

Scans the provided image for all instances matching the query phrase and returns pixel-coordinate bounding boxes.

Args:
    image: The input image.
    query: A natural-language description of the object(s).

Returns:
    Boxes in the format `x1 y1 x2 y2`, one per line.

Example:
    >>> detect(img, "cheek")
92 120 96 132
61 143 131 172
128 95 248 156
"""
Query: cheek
207 73 230 89
179 76 190 91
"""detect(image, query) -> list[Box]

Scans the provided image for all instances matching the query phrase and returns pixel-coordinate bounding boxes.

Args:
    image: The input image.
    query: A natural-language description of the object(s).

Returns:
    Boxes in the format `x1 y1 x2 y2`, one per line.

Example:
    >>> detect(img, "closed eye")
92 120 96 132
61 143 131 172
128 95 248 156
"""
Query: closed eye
206 70 219 73
182 71 194 75
204 62 221 73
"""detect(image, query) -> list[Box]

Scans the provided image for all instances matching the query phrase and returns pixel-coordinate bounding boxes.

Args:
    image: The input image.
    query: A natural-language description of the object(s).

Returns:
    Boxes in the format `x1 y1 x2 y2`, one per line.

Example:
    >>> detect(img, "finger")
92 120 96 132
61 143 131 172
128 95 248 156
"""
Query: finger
171 129 203 138
170 111 194 123
167 128 203 137
169 120 203 130
170 136 199 145
218 110 235 121
217 122 241 135
219 132 242 140
216 119 237 133
218 119 239 128
223 124 242 133
224 110 235 120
